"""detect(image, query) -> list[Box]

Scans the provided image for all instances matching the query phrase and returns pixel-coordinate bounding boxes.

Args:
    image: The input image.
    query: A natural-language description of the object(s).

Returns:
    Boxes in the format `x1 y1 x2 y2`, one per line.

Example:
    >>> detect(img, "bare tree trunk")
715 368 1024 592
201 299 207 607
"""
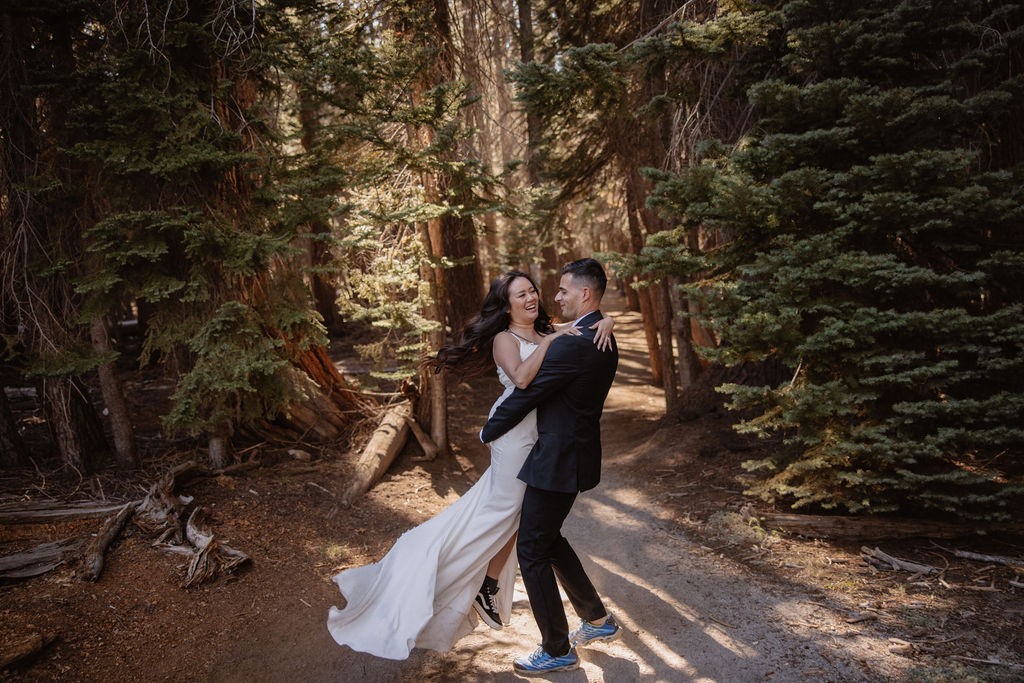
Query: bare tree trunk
624 179 662 384
89 316 138 469
514 0 563 306
439 206 484 332
0 388 28 467
669 275 703 388
417 216 449 454
461 6 502 284
624 278 640 311
40 377 106 474
207 422 231 470
655 278 678 409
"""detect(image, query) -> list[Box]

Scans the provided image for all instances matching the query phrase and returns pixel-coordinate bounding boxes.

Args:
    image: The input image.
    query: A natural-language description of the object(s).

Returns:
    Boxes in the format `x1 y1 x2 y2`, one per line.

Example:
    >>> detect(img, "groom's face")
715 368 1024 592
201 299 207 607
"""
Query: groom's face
555 273 585 320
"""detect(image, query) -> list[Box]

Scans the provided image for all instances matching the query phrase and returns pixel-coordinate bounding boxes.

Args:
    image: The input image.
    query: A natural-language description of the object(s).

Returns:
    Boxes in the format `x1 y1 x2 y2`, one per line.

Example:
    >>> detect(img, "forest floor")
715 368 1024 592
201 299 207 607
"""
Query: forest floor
2 292 1023 682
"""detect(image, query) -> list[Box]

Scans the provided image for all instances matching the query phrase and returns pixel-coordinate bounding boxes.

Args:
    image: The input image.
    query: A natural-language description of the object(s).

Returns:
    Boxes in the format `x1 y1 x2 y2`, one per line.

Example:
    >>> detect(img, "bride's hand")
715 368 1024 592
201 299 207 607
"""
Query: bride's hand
550 325 582 340
590 316 615 351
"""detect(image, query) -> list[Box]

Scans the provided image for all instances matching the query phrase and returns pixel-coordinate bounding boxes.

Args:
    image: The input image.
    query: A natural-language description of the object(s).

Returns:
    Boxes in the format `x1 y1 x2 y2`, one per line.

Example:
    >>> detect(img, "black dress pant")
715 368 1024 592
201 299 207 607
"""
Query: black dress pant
517 485 607 656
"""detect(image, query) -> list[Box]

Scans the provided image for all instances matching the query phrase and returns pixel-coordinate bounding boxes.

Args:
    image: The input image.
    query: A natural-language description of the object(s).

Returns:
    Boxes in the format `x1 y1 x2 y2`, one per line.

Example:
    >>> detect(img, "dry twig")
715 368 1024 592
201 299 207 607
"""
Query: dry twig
861 546 939 575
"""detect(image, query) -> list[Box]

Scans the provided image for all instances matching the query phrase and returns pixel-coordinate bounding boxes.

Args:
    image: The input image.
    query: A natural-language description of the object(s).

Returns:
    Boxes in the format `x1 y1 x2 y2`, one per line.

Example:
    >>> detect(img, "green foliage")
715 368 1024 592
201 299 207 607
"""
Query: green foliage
164 302 300 435
648 0 1024 520
6 0 503 446
4 0 327 439
276 0 496 376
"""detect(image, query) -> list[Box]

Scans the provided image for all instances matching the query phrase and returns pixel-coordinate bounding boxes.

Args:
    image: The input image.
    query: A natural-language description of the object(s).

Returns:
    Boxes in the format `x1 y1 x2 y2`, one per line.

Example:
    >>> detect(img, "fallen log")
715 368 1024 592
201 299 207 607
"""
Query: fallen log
3 461 253 588
0 538 81 580
340 401 412 506
0 630 58 670
81 502 137 581
0 501 131 525
741 509 1024 540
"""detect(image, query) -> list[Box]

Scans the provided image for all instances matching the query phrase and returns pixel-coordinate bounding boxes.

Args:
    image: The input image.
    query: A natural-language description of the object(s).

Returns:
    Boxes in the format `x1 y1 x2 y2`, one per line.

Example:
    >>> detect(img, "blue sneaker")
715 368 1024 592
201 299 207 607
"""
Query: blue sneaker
569 613 622 647
512 645 579 675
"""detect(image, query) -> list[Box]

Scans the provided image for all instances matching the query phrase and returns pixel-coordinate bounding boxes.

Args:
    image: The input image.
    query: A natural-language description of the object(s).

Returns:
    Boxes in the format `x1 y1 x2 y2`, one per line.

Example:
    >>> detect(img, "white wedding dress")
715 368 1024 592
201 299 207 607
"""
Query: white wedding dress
327 334 538 660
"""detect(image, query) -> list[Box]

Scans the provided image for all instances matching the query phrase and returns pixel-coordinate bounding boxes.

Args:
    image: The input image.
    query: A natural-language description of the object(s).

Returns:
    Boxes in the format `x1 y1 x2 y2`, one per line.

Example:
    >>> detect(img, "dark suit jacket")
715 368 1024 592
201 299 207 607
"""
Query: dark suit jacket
480 310 618 493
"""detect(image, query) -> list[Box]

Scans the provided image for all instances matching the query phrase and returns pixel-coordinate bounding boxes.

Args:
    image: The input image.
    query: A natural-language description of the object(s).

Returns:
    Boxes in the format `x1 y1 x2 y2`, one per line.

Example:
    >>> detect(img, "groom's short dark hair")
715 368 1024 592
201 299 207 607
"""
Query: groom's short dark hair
561 258 607 298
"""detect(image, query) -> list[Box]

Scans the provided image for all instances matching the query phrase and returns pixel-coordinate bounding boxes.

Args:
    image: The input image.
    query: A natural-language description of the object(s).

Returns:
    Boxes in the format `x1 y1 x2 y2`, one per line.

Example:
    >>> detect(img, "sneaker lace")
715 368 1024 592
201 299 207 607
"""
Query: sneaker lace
481 586 498 611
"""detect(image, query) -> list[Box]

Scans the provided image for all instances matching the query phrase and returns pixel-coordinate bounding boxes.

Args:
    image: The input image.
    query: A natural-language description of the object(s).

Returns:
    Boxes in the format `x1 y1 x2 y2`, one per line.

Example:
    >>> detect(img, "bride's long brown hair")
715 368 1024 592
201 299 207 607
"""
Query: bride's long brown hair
425 271 554 377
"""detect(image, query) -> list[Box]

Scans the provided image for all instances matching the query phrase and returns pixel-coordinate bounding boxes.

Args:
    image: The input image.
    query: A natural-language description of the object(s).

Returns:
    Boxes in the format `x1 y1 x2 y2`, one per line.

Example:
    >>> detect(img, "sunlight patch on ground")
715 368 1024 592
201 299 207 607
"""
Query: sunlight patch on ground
589 553 760 661
575 490 651 533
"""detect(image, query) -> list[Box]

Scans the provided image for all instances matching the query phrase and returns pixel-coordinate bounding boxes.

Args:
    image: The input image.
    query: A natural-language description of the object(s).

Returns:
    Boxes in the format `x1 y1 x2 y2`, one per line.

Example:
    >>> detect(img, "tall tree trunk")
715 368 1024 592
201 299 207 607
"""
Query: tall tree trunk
40 377 106 474
417 217 448 454
624 277 640 312
669 275 703 389
0 388 28 467
655 278 678 409
297 84 344 335
515 0 561 305
89 316 138 469
439 201 484 332
624 176 662 384
461 6 502 284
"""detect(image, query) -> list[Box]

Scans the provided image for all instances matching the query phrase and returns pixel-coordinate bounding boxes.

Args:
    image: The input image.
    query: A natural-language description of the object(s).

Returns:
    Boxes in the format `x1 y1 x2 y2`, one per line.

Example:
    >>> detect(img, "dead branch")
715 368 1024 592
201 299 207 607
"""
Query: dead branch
949 655 1024 670
81 502 137 581
845 613 877 624
2 461 253 589
341 402 412 506
930 543 1024 572
134 460 200 539
214 459 262 476
0 538 82 580
861 546 939 575
178 507 249 588
0 630 58 670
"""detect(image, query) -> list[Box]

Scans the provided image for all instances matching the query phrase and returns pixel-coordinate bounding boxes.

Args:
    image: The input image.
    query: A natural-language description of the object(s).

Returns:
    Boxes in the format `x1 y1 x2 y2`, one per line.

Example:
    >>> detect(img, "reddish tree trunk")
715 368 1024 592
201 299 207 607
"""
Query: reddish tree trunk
670 276 703 388
89 316 138 470
655 278 678 409
624 178 662 384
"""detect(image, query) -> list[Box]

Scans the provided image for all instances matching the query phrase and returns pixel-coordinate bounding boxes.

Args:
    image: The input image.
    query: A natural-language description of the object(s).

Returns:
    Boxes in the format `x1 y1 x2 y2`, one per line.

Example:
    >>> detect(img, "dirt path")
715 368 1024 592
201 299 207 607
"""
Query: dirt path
203 300 907 682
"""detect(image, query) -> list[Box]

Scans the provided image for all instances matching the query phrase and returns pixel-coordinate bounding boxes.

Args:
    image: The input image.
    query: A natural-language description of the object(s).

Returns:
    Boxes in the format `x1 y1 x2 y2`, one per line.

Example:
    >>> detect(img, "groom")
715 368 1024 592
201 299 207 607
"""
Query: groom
481 258 621 675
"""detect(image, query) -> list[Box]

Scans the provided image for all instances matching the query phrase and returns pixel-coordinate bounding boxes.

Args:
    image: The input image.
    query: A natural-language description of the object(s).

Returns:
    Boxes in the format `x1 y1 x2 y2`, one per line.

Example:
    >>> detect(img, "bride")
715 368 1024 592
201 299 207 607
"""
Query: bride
326 270 613 659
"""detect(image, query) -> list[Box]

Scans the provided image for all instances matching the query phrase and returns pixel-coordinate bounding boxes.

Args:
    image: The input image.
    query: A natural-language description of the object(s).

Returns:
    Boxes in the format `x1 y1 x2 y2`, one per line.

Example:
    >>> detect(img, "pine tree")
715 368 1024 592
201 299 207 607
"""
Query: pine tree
1 0 374 469
1 0 114 472
652 0 1024 520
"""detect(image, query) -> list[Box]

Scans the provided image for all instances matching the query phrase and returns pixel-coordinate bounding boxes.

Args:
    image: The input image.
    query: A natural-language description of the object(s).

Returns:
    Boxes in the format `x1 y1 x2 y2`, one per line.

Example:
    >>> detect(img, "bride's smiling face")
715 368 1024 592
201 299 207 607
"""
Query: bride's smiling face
506 276 540 326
